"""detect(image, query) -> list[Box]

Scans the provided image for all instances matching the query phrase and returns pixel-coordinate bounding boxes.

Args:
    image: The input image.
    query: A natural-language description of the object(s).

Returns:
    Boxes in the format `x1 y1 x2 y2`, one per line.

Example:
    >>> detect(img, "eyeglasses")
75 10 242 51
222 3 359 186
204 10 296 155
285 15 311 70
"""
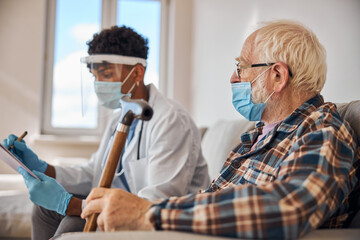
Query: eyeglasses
235 61 293 78
235 62 275 78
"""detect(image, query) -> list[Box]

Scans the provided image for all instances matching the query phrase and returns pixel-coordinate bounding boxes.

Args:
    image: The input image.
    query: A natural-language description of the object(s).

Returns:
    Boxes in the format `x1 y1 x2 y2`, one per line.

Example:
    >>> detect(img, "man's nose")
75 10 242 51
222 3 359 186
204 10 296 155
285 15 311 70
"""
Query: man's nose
230 71 241 84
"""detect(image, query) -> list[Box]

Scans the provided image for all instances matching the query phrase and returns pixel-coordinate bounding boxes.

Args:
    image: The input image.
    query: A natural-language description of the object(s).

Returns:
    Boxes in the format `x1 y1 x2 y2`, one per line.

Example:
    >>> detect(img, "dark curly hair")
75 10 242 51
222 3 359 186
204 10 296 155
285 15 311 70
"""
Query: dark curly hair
87 25 149 59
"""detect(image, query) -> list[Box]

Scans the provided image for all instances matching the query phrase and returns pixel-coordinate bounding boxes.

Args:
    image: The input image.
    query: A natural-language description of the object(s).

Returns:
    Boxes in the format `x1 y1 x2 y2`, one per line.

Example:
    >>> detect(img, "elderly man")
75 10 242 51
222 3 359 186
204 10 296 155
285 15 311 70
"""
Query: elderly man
81 20 360 239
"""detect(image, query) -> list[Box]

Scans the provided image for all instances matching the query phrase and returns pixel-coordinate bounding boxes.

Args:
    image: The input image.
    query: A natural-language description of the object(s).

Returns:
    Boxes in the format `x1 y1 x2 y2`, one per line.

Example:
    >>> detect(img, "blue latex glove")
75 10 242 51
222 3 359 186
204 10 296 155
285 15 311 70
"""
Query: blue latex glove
2 134 47 173
18 167 72 216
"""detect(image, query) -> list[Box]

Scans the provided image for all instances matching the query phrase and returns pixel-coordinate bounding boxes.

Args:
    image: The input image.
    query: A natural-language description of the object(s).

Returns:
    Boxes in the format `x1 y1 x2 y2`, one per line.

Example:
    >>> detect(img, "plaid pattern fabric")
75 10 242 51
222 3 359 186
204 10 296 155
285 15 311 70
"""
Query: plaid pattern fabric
151 95 360 239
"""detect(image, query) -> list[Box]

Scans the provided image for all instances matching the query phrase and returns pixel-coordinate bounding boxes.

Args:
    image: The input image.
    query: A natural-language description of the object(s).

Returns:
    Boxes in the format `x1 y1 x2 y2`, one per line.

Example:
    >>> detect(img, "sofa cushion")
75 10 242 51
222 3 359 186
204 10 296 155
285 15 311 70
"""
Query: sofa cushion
336 101 360 143
336 101 360 228
0 175 32 238
201 119 254 180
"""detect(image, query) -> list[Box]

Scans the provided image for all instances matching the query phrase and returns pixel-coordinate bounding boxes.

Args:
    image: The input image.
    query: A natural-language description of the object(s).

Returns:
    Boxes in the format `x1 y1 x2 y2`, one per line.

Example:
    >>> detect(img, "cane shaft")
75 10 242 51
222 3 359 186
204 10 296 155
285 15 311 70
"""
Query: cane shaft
83 213 99 232
83 127 128 232
99 130 128 187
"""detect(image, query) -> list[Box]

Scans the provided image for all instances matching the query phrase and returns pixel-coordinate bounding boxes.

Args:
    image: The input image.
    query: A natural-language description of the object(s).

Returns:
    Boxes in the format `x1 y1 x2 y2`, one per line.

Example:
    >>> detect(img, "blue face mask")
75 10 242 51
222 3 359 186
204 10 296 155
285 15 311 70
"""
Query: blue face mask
94 82 128 109
231 67 274 121
94 67 136 109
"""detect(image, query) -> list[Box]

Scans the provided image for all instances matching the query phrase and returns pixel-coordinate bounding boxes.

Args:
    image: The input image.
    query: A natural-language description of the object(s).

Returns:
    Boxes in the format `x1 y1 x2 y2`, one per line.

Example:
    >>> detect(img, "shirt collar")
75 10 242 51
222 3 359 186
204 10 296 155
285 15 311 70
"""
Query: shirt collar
239 94 325 153
276 94 325 133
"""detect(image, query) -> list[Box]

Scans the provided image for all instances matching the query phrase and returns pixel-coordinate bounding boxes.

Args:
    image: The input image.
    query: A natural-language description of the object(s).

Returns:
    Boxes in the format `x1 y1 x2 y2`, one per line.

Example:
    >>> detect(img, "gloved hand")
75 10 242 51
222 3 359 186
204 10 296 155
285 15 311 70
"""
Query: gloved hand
18 167 72 216
2 134 48 173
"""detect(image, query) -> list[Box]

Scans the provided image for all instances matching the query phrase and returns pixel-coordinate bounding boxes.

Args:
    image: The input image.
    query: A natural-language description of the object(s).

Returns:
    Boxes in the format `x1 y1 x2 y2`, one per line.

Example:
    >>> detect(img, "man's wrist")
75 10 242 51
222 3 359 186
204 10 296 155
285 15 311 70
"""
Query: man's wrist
44 164 56 178
65 196 82 216
150 198 169 230
144 206 156 230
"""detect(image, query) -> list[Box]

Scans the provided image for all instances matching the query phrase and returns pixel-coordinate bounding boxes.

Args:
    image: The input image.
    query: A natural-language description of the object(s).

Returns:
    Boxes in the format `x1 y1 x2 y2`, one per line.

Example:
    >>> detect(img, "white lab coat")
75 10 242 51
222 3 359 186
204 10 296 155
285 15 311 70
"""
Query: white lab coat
55 84 210 201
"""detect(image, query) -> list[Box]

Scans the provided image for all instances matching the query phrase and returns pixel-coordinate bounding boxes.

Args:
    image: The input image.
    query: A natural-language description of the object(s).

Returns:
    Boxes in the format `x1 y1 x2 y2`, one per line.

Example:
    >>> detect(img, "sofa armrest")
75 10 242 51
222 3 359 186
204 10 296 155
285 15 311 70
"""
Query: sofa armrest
56 231 237 240
56 229 360 240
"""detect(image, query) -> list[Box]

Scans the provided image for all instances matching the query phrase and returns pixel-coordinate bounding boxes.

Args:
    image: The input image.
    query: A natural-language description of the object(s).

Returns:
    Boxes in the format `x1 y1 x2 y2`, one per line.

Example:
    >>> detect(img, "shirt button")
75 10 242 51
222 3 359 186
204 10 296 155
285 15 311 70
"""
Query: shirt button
232 161 241 168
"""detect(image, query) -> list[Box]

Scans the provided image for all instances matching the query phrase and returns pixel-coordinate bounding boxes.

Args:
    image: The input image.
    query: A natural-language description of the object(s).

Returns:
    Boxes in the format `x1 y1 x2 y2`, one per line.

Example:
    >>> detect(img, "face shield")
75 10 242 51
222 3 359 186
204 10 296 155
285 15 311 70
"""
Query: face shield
80 54 147 115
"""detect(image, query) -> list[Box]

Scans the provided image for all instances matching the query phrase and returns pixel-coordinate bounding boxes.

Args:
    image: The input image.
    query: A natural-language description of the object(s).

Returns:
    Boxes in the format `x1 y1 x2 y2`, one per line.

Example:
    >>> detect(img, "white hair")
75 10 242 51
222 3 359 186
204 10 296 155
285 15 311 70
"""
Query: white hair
253 20 327 94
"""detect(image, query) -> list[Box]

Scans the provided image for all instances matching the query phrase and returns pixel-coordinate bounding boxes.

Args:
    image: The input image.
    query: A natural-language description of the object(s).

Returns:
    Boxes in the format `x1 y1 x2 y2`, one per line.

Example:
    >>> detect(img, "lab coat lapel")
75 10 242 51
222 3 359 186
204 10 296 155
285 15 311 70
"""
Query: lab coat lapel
121 121 141 161
120 84 157 162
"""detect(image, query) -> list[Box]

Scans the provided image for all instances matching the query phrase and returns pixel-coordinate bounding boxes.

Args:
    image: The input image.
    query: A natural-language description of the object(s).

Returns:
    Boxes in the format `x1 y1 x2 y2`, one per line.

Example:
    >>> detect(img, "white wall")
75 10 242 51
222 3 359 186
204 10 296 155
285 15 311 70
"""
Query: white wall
190 0 360 127
0 0 44 173
0 0 44 137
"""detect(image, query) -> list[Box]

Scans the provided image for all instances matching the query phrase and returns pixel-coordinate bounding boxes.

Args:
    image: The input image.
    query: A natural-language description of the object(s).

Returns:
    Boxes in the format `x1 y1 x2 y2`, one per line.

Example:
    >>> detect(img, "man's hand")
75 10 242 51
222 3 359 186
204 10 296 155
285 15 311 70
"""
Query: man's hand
3 134 48 173
18 167 72 216
81 188 154 232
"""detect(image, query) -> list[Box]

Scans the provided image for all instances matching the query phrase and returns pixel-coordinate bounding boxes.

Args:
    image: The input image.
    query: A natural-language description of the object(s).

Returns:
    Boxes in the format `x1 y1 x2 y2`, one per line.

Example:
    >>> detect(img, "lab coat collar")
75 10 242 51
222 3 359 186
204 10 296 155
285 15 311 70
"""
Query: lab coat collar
121 84 157 160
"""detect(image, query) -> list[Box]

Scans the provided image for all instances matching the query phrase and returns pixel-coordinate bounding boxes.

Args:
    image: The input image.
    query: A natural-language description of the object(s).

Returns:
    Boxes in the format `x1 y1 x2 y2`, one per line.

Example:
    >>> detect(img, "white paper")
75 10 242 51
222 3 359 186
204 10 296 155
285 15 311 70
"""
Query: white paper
0 144 40 180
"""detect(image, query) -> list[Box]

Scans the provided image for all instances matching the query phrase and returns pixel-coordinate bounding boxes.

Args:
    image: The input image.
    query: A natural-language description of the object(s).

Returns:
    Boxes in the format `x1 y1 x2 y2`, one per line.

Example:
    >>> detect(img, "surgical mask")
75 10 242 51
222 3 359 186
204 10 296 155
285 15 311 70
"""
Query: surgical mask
94 68 136 109
231 67 274 121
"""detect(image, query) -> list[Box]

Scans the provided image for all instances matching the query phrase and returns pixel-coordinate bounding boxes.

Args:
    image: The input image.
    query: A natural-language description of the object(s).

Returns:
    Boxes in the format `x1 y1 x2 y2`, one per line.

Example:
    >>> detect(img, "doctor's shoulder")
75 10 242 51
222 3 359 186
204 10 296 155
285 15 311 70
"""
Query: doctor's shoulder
151 96 194 129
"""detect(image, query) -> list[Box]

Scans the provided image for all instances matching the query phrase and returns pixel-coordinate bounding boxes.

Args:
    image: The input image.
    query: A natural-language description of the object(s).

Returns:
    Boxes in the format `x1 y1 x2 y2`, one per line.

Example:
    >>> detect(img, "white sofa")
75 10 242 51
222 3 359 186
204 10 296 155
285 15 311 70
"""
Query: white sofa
0 158 88 239
1 101 360 239
0 174 32 239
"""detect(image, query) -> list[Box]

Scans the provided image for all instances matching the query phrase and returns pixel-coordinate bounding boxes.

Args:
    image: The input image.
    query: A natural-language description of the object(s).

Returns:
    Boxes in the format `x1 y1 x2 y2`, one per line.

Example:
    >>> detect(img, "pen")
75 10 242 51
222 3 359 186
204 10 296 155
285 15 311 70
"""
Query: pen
8 131 28 150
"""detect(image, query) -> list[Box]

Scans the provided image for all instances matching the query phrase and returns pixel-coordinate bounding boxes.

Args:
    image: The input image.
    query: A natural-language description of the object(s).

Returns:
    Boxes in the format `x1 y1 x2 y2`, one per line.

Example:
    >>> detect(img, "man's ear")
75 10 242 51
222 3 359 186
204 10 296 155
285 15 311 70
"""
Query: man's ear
133 64 145 84
271 62 290 92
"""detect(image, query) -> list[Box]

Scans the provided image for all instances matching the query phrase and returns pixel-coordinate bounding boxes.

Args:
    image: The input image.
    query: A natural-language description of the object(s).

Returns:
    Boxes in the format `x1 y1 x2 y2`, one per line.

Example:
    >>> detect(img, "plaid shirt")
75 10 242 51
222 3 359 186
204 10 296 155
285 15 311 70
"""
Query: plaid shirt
151 95 360 239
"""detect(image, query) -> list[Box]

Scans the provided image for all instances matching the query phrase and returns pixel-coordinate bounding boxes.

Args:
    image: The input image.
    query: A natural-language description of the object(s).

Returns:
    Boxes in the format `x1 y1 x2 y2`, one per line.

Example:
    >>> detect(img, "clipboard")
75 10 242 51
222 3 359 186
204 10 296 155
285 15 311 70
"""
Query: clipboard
0 144 40 180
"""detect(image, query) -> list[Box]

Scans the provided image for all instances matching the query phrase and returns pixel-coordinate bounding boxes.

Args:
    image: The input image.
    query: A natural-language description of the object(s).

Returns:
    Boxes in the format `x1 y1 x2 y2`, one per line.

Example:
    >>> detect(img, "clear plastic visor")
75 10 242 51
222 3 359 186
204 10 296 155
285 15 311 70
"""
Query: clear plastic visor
80 54 147 116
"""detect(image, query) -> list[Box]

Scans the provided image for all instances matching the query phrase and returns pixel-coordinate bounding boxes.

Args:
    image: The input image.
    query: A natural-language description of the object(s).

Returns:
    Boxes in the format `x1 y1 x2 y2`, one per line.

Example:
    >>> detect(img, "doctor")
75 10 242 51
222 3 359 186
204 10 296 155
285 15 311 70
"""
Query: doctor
2 26 210 240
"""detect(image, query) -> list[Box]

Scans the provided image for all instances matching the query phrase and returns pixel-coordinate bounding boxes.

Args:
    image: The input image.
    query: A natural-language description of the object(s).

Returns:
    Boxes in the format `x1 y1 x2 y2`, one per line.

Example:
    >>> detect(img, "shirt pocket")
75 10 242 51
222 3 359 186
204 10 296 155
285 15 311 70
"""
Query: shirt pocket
239 162 277 185
127 157 149 194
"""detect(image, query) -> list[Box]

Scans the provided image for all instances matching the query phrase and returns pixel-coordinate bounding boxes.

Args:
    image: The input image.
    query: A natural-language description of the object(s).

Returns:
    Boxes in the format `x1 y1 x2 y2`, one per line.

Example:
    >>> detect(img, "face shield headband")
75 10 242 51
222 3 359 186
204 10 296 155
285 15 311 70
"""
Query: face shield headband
80 54 147 68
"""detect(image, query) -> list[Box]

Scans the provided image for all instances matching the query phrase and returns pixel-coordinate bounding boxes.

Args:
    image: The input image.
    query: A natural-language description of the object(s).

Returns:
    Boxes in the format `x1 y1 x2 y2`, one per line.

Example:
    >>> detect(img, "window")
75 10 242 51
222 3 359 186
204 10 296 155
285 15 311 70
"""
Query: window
42 0 165 136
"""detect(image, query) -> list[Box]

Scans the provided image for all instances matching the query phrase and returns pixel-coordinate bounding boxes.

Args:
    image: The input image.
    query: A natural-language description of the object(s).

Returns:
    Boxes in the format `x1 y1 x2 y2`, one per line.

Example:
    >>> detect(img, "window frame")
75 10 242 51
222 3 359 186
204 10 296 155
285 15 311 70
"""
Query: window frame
41 0 168 136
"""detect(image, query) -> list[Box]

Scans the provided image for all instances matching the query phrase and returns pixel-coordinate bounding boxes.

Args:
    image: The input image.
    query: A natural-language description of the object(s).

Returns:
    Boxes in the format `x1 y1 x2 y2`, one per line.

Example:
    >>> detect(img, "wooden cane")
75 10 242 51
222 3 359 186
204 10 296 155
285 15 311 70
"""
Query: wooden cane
83 96 153 232
83 123 129 232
